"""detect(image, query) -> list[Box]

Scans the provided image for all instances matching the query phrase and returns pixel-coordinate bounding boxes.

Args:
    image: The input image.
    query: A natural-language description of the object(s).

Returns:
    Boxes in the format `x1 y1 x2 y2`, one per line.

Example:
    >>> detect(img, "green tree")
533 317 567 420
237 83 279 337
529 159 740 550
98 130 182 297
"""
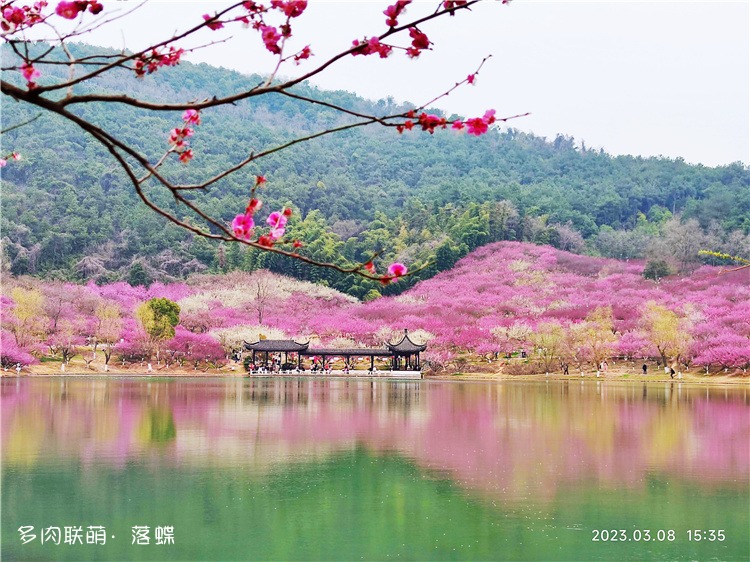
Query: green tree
434 240 468 272
128 263 152 287
643 259 673 281
135 297 181 360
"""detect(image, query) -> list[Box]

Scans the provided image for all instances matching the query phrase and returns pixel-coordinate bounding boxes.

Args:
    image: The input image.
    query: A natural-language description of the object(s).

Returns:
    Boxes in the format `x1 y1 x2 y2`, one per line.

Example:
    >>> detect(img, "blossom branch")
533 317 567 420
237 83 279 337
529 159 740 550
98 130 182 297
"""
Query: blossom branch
0 0 517 284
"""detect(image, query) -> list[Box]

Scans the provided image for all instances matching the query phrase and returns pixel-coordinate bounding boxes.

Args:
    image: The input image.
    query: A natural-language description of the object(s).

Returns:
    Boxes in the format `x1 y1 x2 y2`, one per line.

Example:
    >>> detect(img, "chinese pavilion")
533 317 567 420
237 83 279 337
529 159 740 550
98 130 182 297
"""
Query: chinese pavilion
244 329 426 372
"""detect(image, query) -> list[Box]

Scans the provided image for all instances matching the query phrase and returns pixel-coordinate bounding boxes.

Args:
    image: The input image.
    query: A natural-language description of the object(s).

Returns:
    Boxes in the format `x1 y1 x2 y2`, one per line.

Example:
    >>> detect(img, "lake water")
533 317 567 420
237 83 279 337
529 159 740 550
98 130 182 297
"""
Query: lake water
1 377 748 561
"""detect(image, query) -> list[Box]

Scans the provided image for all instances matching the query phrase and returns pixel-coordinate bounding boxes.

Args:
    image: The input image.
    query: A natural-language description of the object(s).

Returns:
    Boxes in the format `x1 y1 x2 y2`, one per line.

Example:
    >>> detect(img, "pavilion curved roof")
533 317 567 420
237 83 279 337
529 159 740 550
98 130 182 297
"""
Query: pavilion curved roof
244 340 309 352
386 330 427 353
243 331 427 355
305 347 392 357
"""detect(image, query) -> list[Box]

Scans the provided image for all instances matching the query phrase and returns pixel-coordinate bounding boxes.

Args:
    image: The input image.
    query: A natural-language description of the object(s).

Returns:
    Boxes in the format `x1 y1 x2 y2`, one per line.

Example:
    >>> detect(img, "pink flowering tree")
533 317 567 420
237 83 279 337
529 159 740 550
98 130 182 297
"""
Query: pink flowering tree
422 346 455 374
491 322 533 357
1 0 521 282
0 329 38 367
46 317 86 363
616 330 651 361
116 318 152 365
166 326 225 370
693 333 750 372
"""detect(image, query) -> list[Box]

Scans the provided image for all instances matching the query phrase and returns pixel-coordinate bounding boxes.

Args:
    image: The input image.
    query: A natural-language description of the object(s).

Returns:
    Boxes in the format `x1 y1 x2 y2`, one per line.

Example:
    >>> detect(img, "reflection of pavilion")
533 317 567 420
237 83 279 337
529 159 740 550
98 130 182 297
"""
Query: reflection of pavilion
244 329 426 374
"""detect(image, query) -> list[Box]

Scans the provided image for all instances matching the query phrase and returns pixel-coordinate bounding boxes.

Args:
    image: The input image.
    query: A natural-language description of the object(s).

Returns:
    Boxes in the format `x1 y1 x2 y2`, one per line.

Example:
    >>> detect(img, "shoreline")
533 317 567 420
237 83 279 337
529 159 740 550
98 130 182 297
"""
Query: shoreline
4 358 747 385
430 372 750 385
4 368 748 385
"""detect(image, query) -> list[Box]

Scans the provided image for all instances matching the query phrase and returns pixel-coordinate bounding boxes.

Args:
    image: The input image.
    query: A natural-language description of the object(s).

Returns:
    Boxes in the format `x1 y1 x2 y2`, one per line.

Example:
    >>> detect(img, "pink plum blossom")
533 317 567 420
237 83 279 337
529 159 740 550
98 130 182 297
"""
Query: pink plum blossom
232 213 255 241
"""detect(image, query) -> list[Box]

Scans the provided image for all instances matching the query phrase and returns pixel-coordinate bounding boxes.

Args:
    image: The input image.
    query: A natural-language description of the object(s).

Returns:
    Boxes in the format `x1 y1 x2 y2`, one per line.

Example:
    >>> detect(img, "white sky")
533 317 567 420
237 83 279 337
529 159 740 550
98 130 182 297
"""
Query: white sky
82 1 749 166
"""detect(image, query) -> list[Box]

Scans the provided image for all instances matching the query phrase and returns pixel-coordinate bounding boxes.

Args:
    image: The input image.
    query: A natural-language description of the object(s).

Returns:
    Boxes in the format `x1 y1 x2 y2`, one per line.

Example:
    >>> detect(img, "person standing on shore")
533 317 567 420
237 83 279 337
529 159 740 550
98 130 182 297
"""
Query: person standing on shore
642 364 647 375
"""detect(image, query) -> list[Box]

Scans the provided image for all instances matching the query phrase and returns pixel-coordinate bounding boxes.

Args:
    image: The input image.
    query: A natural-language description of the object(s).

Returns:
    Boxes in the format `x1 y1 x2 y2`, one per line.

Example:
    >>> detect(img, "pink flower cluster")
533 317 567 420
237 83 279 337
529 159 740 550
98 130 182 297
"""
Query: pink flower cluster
203 0 307 58
202 13 224 30
360 261 408 283
231 176 295 247
1 1 46 33
443 0 468 11
383 0 410 27
0 151 21 168
351 36 392 58
260 24 282 54
55 0 101 19
167 109 201 164
270 0 307 18
2 0 105 37
395 109 497 136
395 110 445 134
134 46 184 77
406 27 430 58
293 45 312 64
257 208 291 247
384 263 408 283
232 213 256 242
19 61 40 88
452 109 497 136
351 26 429 59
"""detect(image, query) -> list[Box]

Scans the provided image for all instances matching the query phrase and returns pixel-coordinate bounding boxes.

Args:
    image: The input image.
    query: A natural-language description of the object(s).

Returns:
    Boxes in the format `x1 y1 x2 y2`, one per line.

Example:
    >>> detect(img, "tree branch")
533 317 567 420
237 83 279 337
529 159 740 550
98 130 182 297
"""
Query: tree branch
0 112 42 134
1 0 514 284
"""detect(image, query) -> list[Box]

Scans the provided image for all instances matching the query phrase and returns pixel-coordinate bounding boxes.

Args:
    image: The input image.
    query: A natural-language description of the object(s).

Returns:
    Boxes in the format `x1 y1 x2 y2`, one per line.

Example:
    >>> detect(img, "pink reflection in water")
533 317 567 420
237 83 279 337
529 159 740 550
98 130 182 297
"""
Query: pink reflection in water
2 378 748 500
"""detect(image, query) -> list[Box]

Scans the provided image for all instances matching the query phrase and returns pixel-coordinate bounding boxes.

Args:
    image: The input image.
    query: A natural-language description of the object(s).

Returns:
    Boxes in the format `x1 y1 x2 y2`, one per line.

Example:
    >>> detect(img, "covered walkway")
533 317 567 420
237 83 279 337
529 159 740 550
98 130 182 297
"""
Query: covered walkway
244 330 426 374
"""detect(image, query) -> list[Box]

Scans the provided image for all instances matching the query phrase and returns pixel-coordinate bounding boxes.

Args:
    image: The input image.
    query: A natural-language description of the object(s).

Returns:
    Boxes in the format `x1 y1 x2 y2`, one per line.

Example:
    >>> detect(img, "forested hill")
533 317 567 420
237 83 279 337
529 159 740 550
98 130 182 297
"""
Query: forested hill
2 43 749 299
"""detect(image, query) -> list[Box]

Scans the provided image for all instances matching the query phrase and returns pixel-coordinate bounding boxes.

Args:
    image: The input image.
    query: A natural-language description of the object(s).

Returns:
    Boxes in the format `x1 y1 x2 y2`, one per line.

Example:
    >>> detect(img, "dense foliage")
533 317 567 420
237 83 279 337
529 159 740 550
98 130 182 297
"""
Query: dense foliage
3 243 748 373
2 44 749 298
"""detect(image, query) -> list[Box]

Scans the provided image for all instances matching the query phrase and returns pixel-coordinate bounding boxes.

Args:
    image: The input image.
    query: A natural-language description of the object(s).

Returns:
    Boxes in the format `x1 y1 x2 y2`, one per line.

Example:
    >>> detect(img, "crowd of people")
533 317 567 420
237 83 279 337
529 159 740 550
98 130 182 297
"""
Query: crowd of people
243 352 388 375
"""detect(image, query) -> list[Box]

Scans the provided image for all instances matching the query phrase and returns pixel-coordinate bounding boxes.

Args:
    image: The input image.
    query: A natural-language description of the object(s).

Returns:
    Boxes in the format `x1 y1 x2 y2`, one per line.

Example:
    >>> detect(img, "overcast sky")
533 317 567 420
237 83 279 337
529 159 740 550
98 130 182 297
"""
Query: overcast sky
84 1 749 166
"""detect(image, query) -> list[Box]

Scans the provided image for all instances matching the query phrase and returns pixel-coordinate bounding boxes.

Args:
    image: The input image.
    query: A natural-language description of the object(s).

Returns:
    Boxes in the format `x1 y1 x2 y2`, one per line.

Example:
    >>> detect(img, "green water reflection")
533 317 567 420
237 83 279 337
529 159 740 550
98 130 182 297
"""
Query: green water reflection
2 378 748 561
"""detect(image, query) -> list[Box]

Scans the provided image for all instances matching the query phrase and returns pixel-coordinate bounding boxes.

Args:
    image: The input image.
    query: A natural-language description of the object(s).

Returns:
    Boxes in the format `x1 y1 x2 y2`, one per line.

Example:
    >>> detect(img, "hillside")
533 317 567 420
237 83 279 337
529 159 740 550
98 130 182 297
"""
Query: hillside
2 43 749 298
2 242 748 373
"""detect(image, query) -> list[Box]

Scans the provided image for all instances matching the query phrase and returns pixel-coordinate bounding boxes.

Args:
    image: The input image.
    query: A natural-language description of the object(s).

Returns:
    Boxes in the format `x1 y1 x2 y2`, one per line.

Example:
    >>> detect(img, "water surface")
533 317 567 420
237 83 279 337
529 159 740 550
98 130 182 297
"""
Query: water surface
2 377 748 560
